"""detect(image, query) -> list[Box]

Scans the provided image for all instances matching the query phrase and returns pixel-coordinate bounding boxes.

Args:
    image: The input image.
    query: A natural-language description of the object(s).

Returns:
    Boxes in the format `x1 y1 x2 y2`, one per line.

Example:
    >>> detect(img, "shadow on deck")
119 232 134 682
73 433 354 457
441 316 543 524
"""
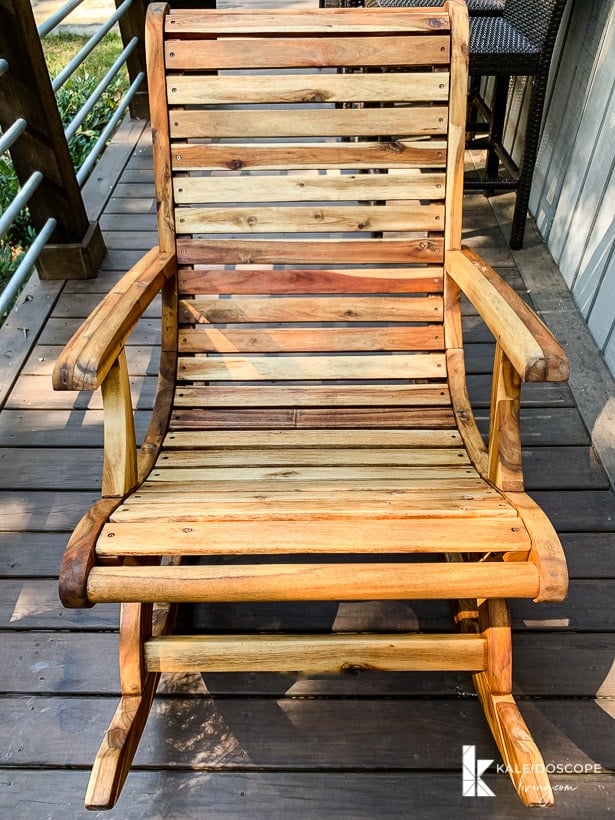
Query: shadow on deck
0 117 613 818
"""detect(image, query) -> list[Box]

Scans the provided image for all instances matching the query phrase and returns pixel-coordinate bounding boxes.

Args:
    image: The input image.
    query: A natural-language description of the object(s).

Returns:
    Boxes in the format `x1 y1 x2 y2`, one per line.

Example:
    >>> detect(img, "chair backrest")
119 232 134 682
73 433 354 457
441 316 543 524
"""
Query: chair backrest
503 0 568 51
145 2 469 424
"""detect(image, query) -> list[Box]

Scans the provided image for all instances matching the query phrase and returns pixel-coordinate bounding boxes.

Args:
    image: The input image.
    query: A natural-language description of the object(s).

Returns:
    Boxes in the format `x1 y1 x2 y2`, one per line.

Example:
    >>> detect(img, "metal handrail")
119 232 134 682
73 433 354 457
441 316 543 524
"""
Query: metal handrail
64 36 138 141
76 69 144 185
1 0 145 315
0 172 44 239
37 0 87 38
0 218 57 317
51 0 134 92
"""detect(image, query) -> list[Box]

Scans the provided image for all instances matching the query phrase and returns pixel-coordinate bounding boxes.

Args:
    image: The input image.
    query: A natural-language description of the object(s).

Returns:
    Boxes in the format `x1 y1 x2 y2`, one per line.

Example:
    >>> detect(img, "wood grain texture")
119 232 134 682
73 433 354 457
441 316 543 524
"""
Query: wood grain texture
172 140 447 171
145 633 486 673
165 35 450 71
86 561 539 604
167 72 449 106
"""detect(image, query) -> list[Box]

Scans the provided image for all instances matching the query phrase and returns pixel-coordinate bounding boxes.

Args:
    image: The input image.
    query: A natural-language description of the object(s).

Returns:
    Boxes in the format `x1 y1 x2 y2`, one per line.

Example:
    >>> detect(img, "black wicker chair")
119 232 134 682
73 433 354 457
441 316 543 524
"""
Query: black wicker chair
374 0 505 14
467 0 569 248
374 0 568 248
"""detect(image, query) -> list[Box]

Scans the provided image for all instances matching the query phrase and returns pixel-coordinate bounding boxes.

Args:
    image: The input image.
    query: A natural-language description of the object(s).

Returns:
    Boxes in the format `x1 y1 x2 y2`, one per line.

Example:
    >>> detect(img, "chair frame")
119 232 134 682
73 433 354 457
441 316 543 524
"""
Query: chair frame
53 3 568 809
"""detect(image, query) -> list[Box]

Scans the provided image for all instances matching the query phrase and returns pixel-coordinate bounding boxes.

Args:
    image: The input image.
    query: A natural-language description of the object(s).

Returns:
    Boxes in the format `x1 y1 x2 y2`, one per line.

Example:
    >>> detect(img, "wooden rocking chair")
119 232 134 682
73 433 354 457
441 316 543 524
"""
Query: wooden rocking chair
53 2 569 809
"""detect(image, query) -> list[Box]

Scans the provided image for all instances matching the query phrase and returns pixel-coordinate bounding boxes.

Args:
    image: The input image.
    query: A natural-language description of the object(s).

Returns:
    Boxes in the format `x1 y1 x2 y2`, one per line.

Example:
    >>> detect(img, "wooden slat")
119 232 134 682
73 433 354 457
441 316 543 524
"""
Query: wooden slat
165 36 451 71
157 449 470 468
171 140 448 171
178 326 445 354
86 562 539 603
177 238 443 266
177 353 446 382
147 465 480 485
145 633 486 673
167 72 449 106
165 9 450 35
97 516 528 557
175 204 445 235
178 267 444 295
163 429 460 448
170 408 456 429
170 106 448 140
173 171 446 204
172 385 452 409
180 295 443 324
110 490 515 522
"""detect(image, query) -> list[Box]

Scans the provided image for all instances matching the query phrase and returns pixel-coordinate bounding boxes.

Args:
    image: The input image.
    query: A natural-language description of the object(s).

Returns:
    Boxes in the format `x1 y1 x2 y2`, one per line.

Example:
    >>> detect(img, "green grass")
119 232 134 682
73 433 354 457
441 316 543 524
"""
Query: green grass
0 32 128 299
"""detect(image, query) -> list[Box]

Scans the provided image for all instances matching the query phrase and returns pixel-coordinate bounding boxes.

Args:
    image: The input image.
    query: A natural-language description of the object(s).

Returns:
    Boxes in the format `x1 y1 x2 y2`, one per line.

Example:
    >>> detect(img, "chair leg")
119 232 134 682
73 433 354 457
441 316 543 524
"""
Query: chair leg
486 75 510 184
473 599 554 806
509 69 549 250
84 602 176 810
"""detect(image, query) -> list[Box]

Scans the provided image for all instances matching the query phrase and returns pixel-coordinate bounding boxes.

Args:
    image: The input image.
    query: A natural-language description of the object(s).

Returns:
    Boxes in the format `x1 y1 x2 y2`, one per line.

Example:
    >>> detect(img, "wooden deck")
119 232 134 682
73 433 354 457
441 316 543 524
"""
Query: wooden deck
1 115 614 817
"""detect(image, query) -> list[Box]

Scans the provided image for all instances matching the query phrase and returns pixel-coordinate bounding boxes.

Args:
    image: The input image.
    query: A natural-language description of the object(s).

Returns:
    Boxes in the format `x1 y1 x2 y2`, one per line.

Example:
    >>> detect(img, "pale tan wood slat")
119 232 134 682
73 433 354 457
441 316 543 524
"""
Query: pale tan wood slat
175 204 445 235
165 36 450 71
146 476 486 494
176 238 443 266
165 9 450 35
171 141 447 172
172 385 452 409
173 171 446 205
163 429 459 448
110 491 515 523
98 516 528 557
177 353 446 382
170 107 448 140
87 562 539 604
145 633 485 674
181 295 443 324
178 267 444 295
169 407 456 430
148 464 477 483
157 448 469 468
167 73 449 106
178 326 444 354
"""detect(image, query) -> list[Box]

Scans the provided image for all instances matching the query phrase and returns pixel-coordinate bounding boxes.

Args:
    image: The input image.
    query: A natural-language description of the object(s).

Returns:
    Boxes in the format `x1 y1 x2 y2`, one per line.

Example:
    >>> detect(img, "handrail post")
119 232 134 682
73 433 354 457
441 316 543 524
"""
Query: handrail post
115 0 149 119
0 0 105 280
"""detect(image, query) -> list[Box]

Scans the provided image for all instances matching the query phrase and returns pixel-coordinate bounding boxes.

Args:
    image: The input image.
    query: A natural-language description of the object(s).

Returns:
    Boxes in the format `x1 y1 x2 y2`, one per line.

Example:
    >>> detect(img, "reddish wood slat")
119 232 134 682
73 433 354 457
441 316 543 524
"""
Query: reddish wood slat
178 267 444 295
171 141 447 172
178 326 445 354
176 239 444 266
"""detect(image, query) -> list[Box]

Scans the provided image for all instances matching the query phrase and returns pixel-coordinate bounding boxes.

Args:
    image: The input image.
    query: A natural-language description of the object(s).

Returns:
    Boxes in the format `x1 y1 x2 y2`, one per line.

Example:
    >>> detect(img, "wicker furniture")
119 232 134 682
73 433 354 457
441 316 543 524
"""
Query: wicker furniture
377 0 568 248
467 0 569 248
374 0 504 15
53 3 569 808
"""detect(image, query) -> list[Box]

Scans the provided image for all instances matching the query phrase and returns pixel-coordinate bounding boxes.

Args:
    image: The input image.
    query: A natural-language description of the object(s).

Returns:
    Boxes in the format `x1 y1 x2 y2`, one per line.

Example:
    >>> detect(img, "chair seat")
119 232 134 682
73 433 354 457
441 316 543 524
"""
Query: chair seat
88 424 540 605
470 16 541 73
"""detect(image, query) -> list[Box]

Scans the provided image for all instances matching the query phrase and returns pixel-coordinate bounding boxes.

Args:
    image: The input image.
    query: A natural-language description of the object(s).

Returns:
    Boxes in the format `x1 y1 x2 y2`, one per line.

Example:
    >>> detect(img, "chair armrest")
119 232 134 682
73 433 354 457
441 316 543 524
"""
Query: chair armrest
53 248 176 392
445 248 569 382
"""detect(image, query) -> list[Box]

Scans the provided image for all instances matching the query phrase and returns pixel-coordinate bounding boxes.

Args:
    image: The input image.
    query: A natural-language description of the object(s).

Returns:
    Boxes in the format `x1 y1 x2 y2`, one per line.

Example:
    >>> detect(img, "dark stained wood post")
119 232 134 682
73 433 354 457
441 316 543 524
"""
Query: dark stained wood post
0 0 105 279
115 0 149 119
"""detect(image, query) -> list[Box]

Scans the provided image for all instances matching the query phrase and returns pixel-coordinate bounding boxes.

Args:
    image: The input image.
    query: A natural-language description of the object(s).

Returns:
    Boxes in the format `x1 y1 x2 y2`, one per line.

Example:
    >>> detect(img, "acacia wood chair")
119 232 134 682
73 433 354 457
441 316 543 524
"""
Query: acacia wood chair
53 2 569 809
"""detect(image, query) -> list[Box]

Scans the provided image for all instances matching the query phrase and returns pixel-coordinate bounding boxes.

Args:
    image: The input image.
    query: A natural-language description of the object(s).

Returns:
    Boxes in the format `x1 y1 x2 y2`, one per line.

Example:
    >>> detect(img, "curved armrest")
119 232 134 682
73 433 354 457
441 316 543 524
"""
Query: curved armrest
446 248 569 382
53 248 176 392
